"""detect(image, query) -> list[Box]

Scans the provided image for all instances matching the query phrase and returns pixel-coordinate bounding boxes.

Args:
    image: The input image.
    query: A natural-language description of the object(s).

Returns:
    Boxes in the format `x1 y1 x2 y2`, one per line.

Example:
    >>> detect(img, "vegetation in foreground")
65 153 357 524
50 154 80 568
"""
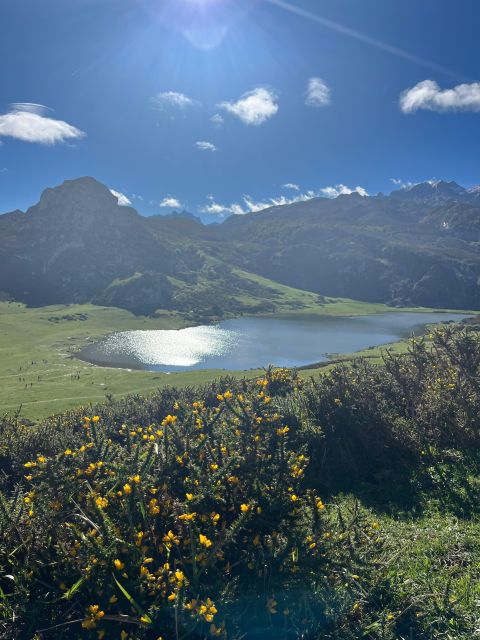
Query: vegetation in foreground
2 325 480 638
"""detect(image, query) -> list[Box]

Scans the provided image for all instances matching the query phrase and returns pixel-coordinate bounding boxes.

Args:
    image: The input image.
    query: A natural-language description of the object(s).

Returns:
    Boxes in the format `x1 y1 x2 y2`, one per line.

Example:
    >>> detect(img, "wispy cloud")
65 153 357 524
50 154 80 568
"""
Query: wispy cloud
320 184 368 198
196 141 217 152
0 103 85 145
110 189 132 207
400 80 480 113
305 77 331 107
151 91 198 111
160 196 182 209
200 183 368 217
210 113 224 126
200 196 245 216
218 88 279 126
282 183 300 191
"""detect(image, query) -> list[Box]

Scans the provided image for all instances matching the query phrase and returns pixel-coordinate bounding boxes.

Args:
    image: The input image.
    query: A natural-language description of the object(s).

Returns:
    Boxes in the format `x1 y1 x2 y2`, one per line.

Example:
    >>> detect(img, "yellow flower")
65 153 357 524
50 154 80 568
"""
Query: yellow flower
95 496 108 509
64 449 73 456
23 461 36 468
37 455 47 464
123 483 132 495
114 559 124 570
109 595 118 604
199 534 213 548
130 474 141 484
240 503 250 513
290 494 298 502
149 498 160 516
81 604 104 629
179 512 196 522
186 493 193 501
210 463 219 472
161 414 177 426
223 390 233 399
92 416 100 423
175 570 185 583
163 530 180 546
168 593 176 601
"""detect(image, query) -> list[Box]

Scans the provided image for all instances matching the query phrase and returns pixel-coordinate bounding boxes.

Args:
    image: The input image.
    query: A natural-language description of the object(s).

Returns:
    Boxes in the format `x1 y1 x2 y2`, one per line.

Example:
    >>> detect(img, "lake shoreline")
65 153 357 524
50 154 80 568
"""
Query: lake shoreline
75 312 474 374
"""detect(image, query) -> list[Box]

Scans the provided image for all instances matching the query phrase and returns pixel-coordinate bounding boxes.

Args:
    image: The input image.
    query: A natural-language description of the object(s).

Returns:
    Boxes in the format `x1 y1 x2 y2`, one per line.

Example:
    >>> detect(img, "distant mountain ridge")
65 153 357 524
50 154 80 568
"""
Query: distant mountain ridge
0 176 479 314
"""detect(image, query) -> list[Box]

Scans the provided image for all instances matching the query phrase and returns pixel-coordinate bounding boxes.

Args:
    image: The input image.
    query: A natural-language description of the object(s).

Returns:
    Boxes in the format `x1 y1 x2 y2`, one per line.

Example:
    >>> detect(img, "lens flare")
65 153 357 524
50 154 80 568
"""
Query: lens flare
138 0 258 50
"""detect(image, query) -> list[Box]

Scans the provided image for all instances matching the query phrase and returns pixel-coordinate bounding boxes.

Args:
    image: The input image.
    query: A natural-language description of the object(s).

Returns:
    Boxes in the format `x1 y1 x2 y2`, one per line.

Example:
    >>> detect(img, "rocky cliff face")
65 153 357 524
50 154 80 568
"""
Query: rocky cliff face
0 178 178 305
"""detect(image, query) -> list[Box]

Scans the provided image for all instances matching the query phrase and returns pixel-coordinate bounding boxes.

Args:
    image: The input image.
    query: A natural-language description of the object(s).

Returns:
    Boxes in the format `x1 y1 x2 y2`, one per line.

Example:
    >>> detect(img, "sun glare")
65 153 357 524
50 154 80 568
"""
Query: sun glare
139 0 257 50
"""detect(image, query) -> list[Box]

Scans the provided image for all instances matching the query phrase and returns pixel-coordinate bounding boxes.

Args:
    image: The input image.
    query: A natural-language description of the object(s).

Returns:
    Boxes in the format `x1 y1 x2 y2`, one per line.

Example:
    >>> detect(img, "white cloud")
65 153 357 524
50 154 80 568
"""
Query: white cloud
390 178 402 185
218 87 279 126
196 141 217 152
200 182 368 217
210 113 224 126
110 189 132 207
160 196 182 209
151 91 198 110
400 80 480 113
282 182 300 191
0 167 8 173
320 184 368 198
0 103 85 145
200 196 244 216
305 77 331 107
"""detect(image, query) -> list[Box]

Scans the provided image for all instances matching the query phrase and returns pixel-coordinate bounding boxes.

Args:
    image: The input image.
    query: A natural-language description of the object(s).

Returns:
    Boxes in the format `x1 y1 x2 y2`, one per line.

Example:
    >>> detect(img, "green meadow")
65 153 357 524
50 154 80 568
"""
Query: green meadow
0 297 469 420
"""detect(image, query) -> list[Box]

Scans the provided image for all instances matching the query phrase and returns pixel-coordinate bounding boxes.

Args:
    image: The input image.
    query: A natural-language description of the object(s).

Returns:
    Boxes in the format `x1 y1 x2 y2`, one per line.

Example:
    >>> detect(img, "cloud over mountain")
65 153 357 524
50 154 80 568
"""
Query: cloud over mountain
160 196 182 208
110 189 132 206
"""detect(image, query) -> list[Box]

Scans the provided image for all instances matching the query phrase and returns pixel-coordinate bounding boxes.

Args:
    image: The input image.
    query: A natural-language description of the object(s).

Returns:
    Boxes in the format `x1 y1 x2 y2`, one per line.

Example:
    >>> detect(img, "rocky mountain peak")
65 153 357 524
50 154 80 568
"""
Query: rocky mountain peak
37 177 118 212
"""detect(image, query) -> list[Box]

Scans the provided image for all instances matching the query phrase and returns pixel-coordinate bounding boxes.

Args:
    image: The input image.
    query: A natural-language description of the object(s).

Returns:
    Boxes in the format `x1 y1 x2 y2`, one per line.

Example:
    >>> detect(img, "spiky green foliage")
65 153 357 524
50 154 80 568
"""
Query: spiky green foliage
1 326 480 639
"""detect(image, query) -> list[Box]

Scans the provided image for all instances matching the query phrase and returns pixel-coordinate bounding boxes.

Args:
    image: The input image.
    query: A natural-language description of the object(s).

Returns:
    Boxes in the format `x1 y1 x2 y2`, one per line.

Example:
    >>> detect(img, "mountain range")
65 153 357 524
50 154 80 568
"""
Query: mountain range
0 177 479 316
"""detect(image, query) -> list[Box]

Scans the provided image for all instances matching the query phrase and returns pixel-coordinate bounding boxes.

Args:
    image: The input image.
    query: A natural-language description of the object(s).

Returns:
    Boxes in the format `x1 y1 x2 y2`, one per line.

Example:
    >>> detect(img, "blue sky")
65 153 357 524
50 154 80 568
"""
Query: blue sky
1 0 480 217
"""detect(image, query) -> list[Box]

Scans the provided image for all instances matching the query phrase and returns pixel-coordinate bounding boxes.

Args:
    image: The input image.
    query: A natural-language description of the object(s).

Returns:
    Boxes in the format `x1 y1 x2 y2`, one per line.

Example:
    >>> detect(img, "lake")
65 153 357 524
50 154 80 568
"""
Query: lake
76 312 470 372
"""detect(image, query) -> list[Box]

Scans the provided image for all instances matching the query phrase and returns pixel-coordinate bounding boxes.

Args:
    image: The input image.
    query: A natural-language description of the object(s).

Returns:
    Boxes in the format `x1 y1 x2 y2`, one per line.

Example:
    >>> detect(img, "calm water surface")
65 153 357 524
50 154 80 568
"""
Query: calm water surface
77 312 469 372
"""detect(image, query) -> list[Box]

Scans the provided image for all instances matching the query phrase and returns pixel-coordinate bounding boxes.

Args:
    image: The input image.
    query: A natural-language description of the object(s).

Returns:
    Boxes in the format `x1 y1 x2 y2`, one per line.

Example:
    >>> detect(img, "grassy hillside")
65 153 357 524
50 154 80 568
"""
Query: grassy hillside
0 293 400 420
1 326 480 639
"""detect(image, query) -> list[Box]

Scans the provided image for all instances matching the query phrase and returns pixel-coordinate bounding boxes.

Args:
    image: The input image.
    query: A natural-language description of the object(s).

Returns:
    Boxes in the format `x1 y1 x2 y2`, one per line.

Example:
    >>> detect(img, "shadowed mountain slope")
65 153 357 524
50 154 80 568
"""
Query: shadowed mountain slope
0 177 479 314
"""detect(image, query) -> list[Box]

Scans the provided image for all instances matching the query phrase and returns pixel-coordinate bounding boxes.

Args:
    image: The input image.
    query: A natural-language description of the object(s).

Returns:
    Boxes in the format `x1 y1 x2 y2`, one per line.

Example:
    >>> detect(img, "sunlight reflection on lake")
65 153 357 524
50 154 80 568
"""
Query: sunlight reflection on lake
77 312 470 372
